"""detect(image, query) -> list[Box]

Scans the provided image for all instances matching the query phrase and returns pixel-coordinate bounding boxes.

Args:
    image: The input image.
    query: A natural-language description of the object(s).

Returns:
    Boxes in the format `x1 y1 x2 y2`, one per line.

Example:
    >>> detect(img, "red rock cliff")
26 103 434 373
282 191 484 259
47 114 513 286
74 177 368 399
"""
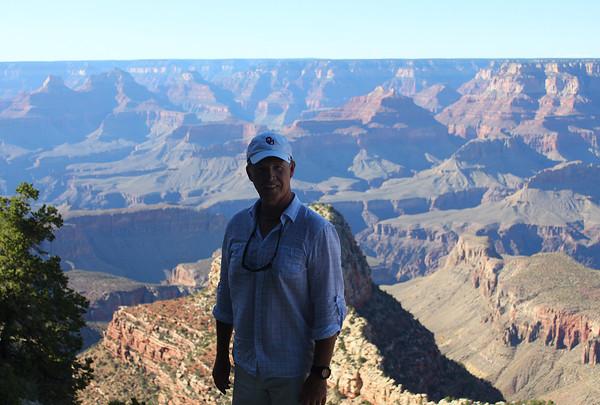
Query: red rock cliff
447 235 600 365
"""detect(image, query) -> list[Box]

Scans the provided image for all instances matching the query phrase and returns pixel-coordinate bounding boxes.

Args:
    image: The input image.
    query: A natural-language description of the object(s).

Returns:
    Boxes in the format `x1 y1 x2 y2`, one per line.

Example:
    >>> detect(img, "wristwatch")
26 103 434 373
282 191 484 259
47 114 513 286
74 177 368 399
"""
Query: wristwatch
310 365 332 380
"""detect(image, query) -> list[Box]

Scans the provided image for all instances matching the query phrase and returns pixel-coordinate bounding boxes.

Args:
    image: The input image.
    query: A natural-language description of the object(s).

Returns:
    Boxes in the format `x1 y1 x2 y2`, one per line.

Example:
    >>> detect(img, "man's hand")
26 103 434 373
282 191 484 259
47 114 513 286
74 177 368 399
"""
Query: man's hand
213 320 233 394
299 373 327 405
212 355 231 394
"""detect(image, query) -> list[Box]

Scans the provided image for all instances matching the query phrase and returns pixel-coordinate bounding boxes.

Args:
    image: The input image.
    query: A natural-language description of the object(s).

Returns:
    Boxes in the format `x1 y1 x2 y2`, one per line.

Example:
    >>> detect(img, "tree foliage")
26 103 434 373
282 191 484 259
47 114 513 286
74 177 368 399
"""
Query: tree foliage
0 183 93 404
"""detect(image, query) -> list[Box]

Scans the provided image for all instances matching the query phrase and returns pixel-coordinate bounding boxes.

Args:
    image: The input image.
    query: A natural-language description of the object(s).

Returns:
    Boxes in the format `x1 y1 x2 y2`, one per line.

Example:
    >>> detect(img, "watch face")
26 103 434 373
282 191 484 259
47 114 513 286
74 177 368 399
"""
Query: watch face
312 365 331 379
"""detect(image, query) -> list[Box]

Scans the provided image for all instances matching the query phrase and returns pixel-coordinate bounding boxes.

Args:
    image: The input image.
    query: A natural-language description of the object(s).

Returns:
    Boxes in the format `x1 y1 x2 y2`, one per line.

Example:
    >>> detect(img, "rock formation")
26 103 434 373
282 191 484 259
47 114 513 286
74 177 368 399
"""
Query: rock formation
164 256 214 288
413 84 461 113
358 168 600 282
67 270 190 323
436 61 600 163
387 234 600 403
67 269 193 350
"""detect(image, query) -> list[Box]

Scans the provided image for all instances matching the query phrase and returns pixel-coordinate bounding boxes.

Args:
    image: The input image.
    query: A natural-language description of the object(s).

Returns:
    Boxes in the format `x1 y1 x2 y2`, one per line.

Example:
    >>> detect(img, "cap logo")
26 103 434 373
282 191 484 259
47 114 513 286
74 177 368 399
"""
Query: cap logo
265 136 275 145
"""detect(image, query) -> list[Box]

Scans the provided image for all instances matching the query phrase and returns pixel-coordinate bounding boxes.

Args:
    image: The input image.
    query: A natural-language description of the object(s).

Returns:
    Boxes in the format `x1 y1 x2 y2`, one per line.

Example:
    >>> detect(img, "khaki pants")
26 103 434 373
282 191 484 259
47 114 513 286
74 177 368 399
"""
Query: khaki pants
232 366 305 405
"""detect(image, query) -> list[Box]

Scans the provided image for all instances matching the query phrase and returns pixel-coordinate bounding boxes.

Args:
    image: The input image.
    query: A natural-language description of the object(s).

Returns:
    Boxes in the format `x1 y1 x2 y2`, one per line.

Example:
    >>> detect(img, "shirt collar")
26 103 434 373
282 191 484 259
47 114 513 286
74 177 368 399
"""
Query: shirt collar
249 193 302 224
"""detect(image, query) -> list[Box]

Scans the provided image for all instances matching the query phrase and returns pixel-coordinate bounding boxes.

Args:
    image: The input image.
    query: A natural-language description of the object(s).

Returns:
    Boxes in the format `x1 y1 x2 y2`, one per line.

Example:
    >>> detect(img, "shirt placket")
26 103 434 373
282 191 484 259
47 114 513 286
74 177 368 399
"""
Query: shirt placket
254 221 281 377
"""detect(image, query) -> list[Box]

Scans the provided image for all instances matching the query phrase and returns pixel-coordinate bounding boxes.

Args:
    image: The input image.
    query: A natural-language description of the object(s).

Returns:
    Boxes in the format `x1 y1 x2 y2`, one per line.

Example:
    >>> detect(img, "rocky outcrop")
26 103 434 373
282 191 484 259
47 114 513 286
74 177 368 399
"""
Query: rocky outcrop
413 84 461 113
583 338 600 365
527 161 600 203
437 61 600 162
388 235 600 403
311 86 441 127
164 253 216 288
359 221 461 282
67 269 191 323
67 269 192 350
85 285 188 322
436 62 543 139
165 263 200 287
102 297 219 404
86 255 226 404
285 85 463 185
167 121 258 147
309 204 373 308
444 235 503 297
81 206 503 404
502 307 600 355
446 235 600 365
165 71 235 121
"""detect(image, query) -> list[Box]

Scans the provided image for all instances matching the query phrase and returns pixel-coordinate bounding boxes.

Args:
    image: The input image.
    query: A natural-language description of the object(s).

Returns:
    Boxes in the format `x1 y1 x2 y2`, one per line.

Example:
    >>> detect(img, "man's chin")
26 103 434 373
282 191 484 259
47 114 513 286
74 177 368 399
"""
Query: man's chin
259 190 288 204
260 194 281 203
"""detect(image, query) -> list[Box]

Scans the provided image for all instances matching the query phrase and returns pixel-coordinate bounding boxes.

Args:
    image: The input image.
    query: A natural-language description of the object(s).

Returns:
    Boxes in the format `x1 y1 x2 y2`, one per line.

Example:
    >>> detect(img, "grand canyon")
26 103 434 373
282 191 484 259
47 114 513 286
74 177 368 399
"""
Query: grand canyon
1 59 600 404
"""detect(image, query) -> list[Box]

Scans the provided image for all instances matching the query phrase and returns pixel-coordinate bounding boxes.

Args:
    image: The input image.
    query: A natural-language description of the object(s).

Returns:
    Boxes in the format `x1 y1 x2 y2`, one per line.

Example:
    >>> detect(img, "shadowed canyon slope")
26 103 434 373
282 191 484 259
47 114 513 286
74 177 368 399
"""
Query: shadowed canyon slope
48 207 227 282
79 205 503 404
386 235 600 404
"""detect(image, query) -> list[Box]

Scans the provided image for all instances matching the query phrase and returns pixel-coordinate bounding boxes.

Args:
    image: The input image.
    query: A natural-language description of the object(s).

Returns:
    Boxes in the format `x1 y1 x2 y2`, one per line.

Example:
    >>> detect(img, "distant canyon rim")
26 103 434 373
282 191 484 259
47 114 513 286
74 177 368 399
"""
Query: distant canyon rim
3 58 598 283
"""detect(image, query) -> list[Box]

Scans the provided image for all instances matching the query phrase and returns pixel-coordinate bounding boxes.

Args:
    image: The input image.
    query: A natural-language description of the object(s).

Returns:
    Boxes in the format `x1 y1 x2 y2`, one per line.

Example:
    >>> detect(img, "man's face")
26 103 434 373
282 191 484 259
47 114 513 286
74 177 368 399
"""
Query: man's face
246 157 295 206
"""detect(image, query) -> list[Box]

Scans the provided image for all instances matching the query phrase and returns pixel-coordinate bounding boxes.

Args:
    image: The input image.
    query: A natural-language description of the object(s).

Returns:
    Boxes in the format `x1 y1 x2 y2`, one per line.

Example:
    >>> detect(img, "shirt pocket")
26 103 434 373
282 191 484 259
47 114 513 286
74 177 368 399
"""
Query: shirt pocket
274 246 306 278
228 242 248 284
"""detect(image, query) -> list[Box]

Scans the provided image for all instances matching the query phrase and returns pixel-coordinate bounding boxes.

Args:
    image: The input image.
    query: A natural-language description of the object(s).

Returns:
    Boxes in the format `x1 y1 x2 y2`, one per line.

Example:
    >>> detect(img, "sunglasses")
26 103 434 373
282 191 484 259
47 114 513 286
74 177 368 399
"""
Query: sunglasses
242 221 285 272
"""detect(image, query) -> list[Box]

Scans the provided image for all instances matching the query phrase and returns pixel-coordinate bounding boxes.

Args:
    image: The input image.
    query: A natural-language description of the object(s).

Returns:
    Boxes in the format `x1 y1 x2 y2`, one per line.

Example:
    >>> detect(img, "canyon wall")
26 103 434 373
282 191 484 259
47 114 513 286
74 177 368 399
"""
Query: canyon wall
51 207 227 283
388 234 600 403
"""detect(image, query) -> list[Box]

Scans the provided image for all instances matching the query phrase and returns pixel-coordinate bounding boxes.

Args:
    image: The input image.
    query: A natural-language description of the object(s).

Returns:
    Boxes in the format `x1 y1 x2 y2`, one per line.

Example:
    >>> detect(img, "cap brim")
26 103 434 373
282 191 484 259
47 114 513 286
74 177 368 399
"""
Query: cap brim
249 150 291 164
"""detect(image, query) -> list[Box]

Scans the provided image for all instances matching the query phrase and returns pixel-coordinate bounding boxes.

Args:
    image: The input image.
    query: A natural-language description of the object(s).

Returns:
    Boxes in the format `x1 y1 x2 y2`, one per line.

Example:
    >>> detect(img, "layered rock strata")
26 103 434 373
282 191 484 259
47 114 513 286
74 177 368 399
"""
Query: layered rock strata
443 235 600 365
164 253 216 288
360 174 600 283
436 61 600 162
67 269 191 322
387 234 600 403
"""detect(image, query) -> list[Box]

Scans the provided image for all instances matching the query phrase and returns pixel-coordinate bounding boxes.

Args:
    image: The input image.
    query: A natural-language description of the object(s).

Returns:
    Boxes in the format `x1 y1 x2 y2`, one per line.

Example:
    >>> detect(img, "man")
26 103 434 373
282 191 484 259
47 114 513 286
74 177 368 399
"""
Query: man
212 132 346 405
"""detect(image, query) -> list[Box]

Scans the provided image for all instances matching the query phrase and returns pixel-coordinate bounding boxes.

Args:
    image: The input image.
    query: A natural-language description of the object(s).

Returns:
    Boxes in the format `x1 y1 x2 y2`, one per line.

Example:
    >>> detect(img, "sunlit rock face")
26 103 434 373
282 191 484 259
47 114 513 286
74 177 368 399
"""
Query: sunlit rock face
437 61 600 162
387 234 600 403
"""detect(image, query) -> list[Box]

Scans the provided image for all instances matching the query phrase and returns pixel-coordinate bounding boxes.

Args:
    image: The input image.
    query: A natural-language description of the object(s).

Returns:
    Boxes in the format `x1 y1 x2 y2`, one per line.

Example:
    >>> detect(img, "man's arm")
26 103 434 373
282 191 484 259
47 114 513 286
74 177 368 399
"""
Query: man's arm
302 223 347 405
212 320 233 394
300 334 338 405
312 333 337 367
215 320 234 357
212 226 235 394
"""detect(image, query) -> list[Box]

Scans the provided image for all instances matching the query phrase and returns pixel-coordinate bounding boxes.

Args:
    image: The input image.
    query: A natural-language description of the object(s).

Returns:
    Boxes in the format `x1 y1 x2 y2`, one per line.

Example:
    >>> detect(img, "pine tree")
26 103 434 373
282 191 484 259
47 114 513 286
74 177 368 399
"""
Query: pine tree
0 183 93 404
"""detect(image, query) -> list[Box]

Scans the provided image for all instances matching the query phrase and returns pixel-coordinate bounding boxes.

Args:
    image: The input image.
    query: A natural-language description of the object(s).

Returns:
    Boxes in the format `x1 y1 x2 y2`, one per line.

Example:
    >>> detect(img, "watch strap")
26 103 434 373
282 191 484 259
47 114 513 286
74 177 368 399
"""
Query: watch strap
310 365 331 380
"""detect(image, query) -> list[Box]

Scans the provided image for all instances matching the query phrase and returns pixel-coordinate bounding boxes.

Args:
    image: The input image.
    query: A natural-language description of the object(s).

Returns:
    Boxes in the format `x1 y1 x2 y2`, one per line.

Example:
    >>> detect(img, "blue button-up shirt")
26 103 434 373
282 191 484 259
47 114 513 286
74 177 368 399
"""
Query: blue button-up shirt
213 195 346 378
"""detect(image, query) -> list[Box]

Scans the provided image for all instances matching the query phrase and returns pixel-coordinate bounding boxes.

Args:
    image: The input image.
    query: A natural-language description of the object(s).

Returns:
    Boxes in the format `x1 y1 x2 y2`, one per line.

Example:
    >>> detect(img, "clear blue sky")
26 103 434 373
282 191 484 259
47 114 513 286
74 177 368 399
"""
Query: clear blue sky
1 0 598 61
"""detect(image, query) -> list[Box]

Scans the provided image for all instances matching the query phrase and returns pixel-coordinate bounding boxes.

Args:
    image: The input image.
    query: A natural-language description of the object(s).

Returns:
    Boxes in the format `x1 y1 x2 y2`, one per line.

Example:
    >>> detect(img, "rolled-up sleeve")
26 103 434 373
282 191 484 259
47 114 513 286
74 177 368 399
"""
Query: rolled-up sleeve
308 223 347 340
212 233 233 324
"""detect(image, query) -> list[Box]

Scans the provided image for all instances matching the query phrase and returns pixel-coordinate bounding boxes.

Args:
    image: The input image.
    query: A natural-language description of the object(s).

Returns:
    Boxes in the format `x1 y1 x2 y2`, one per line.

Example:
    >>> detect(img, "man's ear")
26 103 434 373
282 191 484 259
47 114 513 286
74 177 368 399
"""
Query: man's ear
289 160 296 178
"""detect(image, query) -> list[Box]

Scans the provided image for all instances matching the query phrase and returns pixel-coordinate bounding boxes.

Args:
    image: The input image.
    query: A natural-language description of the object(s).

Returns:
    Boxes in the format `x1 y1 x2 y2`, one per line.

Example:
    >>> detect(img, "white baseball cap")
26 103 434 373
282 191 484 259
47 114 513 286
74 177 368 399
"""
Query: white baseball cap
246 132 293 165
